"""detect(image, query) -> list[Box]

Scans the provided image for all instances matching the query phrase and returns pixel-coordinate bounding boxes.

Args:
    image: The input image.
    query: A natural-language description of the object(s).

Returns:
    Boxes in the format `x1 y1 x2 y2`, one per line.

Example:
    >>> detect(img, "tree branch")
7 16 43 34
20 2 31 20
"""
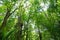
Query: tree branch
0 8 18 29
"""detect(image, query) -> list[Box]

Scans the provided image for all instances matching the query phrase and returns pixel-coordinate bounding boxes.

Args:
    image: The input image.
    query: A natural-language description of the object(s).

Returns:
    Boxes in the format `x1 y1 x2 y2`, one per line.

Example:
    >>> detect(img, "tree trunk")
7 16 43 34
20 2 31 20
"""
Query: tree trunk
37 25 42 40
15 16 23 40
0 8 17 40
39 31 42 40
0 8 10 40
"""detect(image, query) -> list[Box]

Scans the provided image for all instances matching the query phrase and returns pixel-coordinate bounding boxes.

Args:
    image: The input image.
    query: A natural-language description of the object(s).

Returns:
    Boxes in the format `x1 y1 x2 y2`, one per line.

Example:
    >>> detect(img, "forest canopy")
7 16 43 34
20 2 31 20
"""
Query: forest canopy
0 0 60 40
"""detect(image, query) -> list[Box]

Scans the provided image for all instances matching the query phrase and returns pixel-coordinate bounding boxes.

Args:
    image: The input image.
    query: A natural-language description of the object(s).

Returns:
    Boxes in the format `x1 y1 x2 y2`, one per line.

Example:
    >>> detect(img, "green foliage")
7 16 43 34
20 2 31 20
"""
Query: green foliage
0 0 60 40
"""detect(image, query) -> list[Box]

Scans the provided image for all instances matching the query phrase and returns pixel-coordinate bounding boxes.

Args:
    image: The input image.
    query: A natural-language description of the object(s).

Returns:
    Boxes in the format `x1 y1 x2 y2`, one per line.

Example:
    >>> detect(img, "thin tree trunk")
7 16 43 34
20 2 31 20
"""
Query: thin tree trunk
37 25 42 40
0 8 10 40
0 8 17 40
15 16 23 40
38 30 42 40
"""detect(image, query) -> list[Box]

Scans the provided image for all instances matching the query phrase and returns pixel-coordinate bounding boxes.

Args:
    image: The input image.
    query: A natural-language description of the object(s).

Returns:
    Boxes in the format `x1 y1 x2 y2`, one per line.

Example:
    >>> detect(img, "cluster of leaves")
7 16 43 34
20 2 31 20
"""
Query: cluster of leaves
0 0 60 40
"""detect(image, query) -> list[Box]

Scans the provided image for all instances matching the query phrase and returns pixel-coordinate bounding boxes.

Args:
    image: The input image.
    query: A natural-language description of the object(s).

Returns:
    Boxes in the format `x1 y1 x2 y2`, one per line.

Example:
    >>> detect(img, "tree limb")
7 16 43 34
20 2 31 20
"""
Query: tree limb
0 8 18 30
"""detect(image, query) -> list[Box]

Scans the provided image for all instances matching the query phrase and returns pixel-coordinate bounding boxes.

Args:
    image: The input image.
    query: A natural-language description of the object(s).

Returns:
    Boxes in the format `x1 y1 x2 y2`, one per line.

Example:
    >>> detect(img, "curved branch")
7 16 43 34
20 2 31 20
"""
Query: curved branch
0 8 18 30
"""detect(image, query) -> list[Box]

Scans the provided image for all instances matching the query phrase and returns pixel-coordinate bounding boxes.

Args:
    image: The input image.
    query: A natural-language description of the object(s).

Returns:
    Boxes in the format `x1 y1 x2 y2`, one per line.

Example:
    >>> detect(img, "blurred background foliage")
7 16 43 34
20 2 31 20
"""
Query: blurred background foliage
0 0 60 40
